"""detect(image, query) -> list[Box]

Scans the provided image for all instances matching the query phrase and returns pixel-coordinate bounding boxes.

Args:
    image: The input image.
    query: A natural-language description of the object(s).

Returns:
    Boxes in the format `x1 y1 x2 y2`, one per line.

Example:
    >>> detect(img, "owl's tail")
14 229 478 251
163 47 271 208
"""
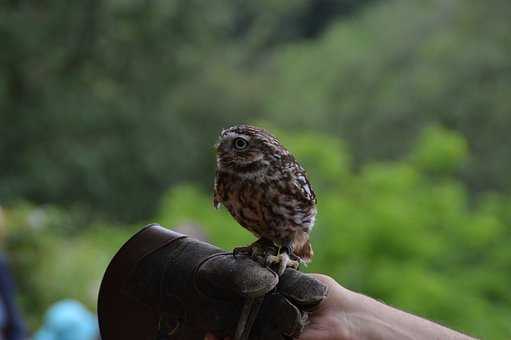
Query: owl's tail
293 232 313 263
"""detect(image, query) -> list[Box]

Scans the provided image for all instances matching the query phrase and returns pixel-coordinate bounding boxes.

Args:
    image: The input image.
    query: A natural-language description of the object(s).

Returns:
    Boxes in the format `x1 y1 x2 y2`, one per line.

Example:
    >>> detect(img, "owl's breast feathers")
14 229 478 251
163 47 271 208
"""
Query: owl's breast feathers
213 163 316 232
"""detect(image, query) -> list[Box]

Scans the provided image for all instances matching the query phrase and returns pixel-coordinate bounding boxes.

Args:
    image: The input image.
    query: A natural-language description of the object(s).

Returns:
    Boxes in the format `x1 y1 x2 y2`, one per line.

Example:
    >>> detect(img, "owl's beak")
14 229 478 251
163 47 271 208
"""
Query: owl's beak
215 140 231 155
213 140 225 154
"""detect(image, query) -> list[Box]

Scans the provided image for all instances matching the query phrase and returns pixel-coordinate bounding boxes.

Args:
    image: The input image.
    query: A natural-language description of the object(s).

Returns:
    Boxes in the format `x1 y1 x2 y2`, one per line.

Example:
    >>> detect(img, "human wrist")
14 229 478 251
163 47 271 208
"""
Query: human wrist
302 275 475 340
336 290 412 340
339 289 475 340
307 276 414 340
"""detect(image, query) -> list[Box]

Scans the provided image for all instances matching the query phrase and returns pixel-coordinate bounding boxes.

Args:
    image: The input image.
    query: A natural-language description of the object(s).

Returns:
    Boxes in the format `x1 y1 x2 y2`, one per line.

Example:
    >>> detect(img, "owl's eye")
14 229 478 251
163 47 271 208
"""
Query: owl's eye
233 137 249 150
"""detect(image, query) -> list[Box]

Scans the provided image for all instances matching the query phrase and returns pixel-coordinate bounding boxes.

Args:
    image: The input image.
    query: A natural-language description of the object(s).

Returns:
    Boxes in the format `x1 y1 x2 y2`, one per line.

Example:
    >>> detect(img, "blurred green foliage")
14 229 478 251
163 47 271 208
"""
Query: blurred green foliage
266 0 511 193
0 0 375 221
1 0 510 221
4 204 136 329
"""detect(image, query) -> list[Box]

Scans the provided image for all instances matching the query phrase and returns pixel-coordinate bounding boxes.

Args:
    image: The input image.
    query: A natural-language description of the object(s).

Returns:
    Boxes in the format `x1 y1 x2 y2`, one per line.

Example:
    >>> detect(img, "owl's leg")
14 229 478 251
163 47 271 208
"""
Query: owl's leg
281 242 302 263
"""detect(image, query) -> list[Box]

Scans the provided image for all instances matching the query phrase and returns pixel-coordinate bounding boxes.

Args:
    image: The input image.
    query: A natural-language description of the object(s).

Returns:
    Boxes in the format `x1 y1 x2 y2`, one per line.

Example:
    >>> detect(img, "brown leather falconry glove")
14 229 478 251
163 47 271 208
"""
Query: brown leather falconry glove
98 224 328 340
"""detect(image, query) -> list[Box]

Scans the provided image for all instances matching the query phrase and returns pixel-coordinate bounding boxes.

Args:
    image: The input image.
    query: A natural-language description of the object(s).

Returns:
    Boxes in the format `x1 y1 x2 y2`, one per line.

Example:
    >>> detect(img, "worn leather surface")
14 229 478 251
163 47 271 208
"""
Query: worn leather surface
98 224 328 340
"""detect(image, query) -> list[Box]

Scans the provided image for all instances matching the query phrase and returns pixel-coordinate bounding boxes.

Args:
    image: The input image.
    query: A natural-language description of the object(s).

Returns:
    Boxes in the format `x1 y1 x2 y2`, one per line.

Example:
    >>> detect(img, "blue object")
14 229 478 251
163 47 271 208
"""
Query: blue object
34 300 99 340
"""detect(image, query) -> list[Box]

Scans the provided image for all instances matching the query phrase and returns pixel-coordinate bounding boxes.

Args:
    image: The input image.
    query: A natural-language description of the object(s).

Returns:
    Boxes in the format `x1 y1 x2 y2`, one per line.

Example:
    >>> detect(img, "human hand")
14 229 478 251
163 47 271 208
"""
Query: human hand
297 274 352 340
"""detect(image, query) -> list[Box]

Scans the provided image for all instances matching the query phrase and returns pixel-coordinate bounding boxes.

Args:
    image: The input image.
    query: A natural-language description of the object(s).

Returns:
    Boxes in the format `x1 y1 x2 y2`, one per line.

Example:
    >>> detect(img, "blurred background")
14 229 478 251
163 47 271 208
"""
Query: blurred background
1 0 510 338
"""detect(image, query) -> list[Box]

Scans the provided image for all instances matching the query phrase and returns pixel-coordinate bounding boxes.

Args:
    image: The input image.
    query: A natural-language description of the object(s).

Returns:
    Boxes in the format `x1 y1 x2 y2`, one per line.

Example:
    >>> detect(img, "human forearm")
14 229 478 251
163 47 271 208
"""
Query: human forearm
302 274 477 340
344 289 475 340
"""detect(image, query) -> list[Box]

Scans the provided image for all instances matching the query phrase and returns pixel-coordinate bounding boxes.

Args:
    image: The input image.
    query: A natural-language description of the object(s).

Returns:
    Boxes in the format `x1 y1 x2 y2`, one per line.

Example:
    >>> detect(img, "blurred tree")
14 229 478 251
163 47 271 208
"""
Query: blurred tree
0 0 375 222
1 0 510 223
265 0 511 194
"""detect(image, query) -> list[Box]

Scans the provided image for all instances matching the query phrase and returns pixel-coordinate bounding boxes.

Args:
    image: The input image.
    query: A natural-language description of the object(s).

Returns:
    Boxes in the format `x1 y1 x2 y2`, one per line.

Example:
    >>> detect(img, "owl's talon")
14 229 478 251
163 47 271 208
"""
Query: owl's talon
289 253 302 263
265 253 299 275
265 255 279 267
287 259 300 270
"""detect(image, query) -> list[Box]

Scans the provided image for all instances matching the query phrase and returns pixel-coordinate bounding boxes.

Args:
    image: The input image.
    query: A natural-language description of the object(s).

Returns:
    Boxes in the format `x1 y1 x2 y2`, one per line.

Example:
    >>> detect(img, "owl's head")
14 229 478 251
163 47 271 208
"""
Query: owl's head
215 124 286 169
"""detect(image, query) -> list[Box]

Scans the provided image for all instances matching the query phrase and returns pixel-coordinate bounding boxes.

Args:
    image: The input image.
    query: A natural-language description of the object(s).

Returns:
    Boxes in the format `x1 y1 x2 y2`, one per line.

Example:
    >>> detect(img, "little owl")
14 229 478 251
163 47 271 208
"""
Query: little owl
213 125 316 273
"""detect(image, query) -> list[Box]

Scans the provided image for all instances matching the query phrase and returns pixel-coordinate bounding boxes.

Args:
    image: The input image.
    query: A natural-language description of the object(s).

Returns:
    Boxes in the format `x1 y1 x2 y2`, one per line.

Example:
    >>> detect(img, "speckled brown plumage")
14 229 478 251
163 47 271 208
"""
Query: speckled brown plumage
213 124 316 262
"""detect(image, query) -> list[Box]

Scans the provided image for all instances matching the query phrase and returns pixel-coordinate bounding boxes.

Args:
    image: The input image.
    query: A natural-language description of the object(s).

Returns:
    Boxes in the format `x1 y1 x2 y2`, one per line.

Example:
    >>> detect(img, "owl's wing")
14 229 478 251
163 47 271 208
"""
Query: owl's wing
213 170 223 209
292 164 317 204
